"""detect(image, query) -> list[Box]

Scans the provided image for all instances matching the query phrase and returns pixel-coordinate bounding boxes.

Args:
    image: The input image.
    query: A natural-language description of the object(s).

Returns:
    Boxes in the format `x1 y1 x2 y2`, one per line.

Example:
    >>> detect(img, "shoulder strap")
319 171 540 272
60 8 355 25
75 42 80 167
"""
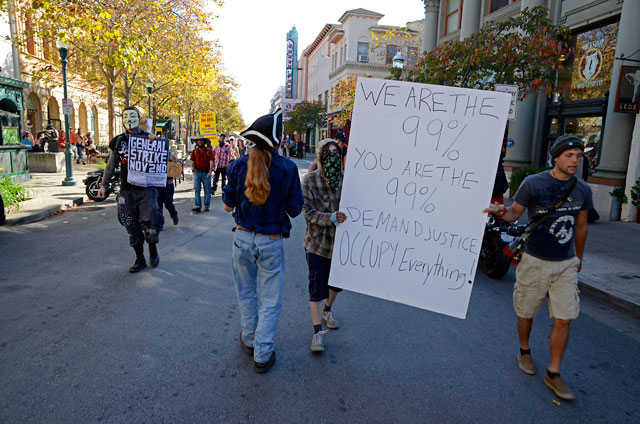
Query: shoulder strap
525 176 577 235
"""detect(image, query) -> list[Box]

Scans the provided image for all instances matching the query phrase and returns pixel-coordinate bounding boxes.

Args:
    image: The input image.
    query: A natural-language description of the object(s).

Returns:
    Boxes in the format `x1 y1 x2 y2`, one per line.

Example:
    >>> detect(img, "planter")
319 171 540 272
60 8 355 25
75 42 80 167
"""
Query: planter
636 206 640 224
609 197 622 221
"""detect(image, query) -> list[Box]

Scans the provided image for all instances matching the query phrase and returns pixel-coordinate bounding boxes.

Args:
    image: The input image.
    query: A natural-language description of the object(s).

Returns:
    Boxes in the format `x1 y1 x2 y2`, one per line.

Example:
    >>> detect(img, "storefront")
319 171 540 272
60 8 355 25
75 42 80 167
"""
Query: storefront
544 20 619 174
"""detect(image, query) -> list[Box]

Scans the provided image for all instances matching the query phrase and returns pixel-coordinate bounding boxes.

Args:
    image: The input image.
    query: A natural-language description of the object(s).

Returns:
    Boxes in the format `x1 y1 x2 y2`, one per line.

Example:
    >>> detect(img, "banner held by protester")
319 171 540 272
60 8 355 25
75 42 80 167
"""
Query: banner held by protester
329 77 511 319
127 134 170 187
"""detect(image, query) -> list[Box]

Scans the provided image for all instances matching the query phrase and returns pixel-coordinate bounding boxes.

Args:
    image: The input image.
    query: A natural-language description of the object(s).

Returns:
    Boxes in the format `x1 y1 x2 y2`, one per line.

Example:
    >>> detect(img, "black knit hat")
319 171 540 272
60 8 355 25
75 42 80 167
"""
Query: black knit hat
240 109 282 149
550 134 584 159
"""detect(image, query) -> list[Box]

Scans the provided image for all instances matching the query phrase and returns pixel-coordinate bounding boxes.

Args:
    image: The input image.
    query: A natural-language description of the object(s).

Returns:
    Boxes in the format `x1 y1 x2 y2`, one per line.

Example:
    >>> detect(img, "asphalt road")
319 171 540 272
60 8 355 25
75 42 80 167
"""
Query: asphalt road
1 158 639 423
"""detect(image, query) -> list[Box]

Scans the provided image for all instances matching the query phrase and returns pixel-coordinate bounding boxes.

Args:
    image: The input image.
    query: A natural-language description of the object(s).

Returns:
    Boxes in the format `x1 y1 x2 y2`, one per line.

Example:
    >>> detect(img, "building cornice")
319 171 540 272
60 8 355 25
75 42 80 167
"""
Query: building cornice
424 0 439 14
328 61 390 80
0 75 30 89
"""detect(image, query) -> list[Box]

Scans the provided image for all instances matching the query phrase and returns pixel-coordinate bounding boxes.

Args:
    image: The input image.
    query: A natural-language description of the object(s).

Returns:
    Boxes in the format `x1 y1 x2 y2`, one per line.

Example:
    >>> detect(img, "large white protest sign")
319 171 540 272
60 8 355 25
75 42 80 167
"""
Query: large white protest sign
329 77 511 319
127 135 169 187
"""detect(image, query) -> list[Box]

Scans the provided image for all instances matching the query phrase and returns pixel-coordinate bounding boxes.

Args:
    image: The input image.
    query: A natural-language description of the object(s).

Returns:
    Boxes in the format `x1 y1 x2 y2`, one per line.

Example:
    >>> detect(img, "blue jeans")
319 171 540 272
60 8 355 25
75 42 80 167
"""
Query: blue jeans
193 170 211 208
232 230 285 363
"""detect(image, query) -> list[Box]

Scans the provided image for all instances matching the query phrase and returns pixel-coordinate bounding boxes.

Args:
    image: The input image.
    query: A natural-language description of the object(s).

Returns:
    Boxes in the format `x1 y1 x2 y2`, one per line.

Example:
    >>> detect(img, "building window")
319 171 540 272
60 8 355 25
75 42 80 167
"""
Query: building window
343 45 347 63
489 0 517 14
25 16 35 55
340 46 343 65
386 45 399 65
444 0 461 35
324 90 328 108
357 42 369 62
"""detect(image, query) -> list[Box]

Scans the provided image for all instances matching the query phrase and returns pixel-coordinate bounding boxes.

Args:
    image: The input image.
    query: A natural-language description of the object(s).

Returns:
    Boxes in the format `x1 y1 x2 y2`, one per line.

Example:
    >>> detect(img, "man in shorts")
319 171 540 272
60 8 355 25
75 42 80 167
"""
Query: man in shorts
483 134 593 400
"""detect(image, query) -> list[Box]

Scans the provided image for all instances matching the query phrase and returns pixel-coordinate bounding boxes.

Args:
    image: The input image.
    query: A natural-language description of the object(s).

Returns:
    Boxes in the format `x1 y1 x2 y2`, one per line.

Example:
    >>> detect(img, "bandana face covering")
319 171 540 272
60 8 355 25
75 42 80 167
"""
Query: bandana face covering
321 150 342 193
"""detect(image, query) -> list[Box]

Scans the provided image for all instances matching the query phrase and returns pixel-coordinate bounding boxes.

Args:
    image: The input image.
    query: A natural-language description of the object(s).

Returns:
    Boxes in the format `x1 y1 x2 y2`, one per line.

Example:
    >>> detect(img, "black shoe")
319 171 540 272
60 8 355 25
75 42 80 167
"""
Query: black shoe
128 258 147 273
192 207 201 213
149 244 159 268
254 351 276 374
240 332 254 356
204 207 210 212
172 216 179 225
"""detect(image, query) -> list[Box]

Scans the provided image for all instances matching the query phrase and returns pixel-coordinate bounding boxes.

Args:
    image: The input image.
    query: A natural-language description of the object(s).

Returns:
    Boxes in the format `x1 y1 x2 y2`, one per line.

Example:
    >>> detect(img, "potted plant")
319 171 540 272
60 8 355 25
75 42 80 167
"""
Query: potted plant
630 178 640 223
609 186 627 221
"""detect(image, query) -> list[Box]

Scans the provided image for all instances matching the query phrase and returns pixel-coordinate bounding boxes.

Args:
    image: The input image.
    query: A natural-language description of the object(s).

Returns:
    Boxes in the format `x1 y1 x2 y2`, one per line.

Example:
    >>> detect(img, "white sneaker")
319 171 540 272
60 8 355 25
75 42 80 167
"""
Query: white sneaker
310 330 328 353
322 311 339 329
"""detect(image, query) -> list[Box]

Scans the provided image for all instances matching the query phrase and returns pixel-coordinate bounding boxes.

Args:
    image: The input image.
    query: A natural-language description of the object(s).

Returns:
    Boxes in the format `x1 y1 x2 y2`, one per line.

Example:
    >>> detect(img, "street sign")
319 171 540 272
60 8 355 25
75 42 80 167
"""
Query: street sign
494 84 518 121
62 99 74 116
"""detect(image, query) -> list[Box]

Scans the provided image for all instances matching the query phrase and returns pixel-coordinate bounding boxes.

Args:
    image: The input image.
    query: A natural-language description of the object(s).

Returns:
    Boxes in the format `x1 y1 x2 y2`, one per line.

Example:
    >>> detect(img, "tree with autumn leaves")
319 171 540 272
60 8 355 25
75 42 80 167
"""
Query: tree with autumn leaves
406 7 570 99
331 7 570 126
9 0 244 141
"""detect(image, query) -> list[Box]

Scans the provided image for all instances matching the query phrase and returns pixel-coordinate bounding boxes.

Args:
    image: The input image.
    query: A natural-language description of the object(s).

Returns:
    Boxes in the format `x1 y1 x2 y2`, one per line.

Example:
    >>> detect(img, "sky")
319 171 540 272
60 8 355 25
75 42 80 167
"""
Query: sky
208 0 426 126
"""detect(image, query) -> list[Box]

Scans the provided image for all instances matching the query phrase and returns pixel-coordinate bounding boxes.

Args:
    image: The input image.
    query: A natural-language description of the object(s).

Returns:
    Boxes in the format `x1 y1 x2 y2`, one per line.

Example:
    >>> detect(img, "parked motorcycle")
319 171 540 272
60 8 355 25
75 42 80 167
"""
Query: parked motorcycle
83 169 120 202
480 216 527 279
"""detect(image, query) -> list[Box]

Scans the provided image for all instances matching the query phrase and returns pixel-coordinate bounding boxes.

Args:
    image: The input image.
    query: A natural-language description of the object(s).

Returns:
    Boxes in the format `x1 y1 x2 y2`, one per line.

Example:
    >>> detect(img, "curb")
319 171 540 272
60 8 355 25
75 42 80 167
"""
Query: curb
578 280 640 319
5 196 85 226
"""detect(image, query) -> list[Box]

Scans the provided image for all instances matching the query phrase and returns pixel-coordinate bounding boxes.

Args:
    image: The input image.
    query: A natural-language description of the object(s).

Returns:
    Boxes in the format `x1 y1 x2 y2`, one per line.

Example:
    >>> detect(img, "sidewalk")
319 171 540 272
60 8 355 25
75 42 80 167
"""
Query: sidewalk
4 163 102 225
3 161 639 319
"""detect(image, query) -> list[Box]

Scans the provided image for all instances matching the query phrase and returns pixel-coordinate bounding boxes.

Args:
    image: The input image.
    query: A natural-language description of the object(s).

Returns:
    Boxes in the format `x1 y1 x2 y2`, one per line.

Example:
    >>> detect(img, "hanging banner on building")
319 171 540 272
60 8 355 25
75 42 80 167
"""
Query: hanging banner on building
199 112 217 143
281 99 301 120
329 77 510 319
127 135 169 187
614 65 640 114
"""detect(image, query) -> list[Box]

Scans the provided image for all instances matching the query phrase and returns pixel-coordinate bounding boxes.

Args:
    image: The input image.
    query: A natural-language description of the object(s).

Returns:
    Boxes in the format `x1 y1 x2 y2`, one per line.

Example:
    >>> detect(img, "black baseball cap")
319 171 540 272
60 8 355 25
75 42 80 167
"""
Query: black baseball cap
550 134 584 159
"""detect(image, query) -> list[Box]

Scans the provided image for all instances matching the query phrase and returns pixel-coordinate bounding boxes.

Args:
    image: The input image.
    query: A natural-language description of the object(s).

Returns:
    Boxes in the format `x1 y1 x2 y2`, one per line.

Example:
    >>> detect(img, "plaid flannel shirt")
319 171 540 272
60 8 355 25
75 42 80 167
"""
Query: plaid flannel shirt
301 170 342 259
213 143 233 170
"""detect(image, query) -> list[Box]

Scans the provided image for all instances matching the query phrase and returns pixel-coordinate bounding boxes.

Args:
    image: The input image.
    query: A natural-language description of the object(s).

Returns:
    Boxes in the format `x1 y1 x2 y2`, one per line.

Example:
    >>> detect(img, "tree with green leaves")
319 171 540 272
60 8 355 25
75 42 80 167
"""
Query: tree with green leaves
283 101 327 137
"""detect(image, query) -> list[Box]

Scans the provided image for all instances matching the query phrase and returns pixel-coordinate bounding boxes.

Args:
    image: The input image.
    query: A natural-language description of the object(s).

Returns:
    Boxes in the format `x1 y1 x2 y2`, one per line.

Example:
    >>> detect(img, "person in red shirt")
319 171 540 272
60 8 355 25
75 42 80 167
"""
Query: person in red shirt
58 130 66 151
189 137 214 212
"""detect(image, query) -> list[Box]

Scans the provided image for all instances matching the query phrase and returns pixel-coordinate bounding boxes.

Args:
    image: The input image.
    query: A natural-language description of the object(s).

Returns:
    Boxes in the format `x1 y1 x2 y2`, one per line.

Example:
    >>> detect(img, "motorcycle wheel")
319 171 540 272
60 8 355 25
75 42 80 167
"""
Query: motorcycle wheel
86 178 107 202
480 231 511 279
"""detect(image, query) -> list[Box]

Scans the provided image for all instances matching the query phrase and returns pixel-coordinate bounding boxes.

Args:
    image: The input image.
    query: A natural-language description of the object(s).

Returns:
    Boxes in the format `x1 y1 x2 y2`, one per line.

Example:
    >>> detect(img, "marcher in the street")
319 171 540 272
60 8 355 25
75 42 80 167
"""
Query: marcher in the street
483 134 593 401
301 138 346 353
222 109 304 374
212 133 233 195
189 137 213 212
157 161 179 226
237 138 246 157
308 131 348 173
98 107 165 273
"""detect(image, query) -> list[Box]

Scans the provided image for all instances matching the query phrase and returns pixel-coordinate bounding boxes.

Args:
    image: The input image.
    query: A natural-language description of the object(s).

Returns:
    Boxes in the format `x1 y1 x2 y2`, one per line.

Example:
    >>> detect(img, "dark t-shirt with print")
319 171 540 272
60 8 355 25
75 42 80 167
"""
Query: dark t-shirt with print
514 171 593 261
108 128 150 190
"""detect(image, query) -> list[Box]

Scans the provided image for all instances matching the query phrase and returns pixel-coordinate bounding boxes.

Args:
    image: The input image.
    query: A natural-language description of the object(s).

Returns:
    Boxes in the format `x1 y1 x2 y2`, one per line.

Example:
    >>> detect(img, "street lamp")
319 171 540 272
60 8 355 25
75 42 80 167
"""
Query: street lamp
56 39 76 186
392 51 404 81
143 81 154 117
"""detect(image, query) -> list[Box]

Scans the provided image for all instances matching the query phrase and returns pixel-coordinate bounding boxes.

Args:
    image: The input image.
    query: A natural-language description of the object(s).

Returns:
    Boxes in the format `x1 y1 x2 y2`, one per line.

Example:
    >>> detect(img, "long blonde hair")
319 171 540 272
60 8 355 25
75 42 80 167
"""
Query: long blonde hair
245 147 272 205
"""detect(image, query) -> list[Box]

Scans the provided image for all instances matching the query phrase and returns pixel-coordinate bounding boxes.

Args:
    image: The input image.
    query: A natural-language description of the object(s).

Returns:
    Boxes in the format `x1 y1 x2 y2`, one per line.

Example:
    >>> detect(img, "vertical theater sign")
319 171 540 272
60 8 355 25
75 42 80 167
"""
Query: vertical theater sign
285 27 298 100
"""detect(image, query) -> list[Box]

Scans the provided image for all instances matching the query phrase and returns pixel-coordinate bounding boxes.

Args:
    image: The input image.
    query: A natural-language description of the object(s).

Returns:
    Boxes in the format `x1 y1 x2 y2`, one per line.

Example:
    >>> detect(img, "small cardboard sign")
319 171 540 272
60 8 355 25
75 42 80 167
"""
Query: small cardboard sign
167 161 182 178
